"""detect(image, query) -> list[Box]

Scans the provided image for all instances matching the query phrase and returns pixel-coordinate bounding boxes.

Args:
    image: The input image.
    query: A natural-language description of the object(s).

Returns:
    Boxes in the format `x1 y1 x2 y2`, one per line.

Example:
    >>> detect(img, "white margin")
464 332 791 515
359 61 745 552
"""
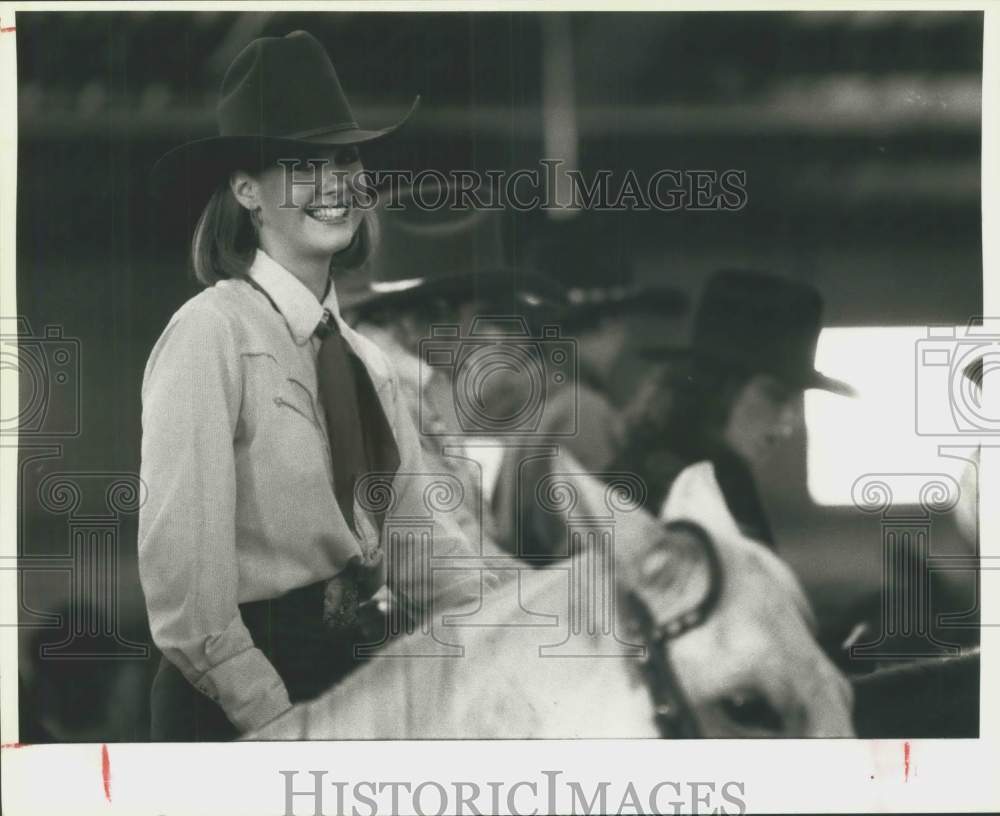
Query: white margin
0 2 997 815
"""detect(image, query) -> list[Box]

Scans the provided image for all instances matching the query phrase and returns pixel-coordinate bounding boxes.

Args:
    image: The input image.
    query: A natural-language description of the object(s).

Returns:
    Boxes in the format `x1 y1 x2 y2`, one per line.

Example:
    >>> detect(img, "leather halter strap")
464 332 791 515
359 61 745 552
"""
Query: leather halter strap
621 520 724 738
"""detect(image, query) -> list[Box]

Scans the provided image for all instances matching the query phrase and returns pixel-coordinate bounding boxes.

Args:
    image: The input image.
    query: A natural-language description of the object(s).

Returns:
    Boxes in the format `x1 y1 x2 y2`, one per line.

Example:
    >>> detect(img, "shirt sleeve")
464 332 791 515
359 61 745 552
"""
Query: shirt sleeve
138 301 292 734
381 362 499 612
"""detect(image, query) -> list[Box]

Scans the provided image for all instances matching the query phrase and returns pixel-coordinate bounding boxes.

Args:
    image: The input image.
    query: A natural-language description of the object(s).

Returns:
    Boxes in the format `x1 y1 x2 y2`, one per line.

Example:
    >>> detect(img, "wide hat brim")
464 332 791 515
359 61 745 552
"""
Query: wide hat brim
638 269 857 398
565 284 688 321
341 266 567 318
807 369 857 398
150 96 420 203
639 346 857 398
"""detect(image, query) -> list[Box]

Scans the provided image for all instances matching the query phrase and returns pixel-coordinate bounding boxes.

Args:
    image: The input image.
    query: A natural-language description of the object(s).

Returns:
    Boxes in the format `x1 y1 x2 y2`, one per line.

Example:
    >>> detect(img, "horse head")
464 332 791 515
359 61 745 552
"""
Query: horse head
554 457 855 738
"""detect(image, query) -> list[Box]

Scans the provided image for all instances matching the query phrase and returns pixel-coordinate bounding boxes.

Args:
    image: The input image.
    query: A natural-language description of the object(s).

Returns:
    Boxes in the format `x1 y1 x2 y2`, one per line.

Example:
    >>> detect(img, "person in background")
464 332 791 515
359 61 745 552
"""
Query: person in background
340 188 575 557
538 284 689 474
342 264 567 555
623 269 856 546
140 32 489 742
481 282 688 562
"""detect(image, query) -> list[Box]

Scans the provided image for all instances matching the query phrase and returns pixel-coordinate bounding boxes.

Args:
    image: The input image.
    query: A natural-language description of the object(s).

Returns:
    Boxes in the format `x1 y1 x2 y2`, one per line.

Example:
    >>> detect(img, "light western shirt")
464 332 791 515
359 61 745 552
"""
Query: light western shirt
138 249 491 734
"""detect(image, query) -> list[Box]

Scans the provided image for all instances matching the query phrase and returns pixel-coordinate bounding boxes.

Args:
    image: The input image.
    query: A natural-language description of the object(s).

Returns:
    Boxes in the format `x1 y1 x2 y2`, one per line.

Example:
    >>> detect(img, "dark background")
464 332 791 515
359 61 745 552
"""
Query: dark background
13 10 983 740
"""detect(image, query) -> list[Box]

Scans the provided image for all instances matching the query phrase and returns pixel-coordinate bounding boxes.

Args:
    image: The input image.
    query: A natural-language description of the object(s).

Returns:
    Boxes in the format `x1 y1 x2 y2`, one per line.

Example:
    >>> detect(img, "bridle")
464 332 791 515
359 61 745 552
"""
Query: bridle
620 520 725 738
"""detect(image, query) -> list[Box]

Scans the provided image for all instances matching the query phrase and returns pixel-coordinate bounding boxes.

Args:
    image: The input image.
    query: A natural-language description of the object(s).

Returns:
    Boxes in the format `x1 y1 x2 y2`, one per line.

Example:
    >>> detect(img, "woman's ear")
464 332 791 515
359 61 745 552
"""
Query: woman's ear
229 171 259 212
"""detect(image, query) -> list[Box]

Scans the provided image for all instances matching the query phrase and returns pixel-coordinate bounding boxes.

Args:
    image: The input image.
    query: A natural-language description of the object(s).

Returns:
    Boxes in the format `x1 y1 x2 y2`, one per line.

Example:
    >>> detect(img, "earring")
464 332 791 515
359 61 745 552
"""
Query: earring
250 207 264 229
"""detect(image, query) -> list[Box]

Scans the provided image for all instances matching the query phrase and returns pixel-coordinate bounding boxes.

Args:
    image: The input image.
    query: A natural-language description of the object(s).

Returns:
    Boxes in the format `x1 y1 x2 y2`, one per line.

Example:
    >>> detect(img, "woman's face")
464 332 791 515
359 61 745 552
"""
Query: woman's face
722 374 801 463
249 145 365 262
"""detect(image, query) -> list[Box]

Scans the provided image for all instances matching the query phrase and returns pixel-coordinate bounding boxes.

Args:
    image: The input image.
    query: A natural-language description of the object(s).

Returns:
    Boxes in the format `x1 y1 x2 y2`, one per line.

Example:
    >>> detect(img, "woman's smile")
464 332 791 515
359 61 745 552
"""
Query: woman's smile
243 157 367 278
304 200 352 224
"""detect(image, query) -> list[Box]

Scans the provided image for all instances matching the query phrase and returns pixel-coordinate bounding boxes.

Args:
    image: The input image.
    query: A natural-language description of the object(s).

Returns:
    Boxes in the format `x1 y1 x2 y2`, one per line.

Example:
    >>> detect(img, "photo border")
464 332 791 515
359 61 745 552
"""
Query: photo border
1 2 997 814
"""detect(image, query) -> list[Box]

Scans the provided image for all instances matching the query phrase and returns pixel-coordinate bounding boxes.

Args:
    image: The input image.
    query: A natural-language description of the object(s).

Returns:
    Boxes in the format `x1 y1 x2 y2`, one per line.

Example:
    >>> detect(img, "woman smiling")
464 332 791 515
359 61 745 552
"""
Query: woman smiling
139 31 490 741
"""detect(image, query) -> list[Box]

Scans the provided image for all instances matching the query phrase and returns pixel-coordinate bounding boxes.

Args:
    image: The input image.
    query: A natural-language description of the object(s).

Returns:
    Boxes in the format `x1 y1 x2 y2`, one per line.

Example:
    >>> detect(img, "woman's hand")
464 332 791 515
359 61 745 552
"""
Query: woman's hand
322 545 386 629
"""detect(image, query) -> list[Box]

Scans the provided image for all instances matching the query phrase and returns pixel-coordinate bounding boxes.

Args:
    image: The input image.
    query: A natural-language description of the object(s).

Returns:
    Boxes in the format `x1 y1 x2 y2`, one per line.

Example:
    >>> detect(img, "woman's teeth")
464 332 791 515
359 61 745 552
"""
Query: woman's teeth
305 204 350 223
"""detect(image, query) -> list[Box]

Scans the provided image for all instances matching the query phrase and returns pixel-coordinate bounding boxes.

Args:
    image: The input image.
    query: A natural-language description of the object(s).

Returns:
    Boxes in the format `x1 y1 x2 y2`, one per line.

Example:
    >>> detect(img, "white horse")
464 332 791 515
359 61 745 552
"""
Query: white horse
252 458 853 739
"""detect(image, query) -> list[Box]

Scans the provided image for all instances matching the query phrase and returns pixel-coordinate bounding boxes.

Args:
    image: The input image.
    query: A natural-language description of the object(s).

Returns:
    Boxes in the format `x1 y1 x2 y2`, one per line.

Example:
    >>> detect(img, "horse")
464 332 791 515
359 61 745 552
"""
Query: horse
251 455 854 739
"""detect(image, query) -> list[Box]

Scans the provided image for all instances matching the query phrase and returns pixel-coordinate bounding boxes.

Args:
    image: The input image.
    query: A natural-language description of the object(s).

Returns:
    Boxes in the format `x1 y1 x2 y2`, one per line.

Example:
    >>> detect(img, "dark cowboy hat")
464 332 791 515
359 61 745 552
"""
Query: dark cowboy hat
150 30 419 202
342 266 567 320
644 269 856 397
340 183 566 319
518 220 687 332
559 283 689 358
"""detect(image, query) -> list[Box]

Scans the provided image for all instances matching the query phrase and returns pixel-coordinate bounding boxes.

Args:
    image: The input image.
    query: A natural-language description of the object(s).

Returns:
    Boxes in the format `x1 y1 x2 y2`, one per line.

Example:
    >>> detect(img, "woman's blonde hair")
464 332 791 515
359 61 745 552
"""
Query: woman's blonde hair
190 179 378 286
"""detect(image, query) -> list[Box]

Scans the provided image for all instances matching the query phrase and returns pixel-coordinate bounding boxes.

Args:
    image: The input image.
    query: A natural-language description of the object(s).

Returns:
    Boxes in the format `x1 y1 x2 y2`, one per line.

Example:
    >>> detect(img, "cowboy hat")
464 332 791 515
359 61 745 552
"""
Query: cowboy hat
340 183 567 319
342 266 568 321
150 30 419 202
644 269 856 397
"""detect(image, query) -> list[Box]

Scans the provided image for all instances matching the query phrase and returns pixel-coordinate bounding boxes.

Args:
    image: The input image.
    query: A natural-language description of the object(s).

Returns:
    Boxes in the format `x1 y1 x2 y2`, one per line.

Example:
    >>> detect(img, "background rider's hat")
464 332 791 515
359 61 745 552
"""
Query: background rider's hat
563 283 688 325
340 183 566 320
653 269 856 397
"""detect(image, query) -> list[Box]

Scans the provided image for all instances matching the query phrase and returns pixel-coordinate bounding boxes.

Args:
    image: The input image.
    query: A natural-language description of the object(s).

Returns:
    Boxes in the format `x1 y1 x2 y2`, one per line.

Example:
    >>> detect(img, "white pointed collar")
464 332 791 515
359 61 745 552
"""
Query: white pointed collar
247 249 342 345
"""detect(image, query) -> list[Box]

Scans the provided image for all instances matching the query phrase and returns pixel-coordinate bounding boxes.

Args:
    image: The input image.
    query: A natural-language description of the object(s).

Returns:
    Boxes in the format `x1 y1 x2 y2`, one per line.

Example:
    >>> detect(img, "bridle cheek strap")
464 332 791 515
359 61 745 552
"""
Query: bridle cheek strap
623 520 725 739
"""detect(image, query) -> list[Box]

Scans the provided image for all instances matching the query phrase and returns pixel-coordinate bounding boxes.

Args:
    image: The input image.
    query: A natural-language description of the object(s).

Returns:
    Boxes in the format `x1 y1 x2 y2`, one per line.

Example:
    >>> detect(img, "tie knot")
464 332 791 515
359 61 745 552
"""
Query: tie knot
315 309 339 340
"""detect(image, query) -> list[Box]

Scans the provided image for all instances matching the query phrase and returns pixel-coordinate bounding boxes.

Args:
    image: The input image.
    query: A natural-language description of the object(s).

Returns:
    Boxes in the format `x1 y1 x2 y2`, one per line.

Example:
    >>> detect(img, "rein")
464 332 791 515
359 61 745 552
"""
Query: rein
620 520 724 738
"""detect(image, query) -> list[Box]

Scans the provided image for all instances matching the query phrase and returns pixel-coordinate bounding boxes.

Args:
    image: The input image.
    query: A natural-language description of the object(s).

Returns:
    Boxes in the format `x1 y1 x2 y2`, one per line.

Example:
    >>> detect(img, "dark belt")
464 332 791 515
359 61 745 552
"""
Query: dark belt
150 581 392 742
239 580 390 702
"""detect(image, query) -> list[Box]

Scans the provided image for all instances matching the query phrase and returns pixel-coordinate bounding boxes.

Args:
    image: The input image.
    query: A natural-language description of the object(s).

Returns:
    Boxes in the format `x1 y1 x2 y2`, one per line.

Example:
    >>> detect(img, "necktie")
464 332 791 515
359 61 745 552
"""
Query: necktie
315 308 401 536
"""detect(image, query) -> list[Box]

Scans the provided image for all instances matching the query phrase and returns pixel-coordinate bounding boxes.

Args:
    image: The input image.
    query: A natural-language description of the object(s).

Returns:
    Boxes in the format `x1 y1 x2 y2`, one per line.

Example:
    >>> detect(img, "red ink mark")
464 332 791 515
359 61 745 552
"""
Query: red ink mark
0 27 16 33
903 740 911 782
101 744 112 802
1 742 27 749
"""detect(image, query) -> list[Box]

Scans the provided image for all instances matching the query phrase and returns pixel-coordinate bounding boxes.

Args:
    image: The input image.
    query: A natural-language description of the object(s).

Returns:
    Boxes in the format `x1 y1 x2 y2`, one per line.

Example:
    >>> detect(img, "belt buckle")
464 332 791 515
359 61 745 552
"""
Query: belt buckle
354 592 391 645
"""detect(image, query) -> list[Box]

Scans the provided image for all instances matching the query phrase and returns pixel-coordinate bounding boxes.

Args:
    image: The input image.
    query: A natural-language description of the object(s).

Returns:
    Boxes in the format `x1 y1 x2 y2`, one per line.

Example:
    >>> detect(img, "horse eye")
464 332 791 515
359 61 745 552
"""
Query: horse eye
721 693 783 733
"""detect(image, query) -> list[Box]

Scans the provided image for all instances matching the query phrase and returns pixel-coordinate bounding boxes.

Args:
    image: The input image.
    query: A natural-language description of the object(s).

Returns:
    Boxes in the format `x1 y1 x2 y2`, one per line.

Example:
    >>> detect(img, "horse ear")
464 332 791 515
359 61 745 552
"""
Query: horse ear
626 523 718 631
